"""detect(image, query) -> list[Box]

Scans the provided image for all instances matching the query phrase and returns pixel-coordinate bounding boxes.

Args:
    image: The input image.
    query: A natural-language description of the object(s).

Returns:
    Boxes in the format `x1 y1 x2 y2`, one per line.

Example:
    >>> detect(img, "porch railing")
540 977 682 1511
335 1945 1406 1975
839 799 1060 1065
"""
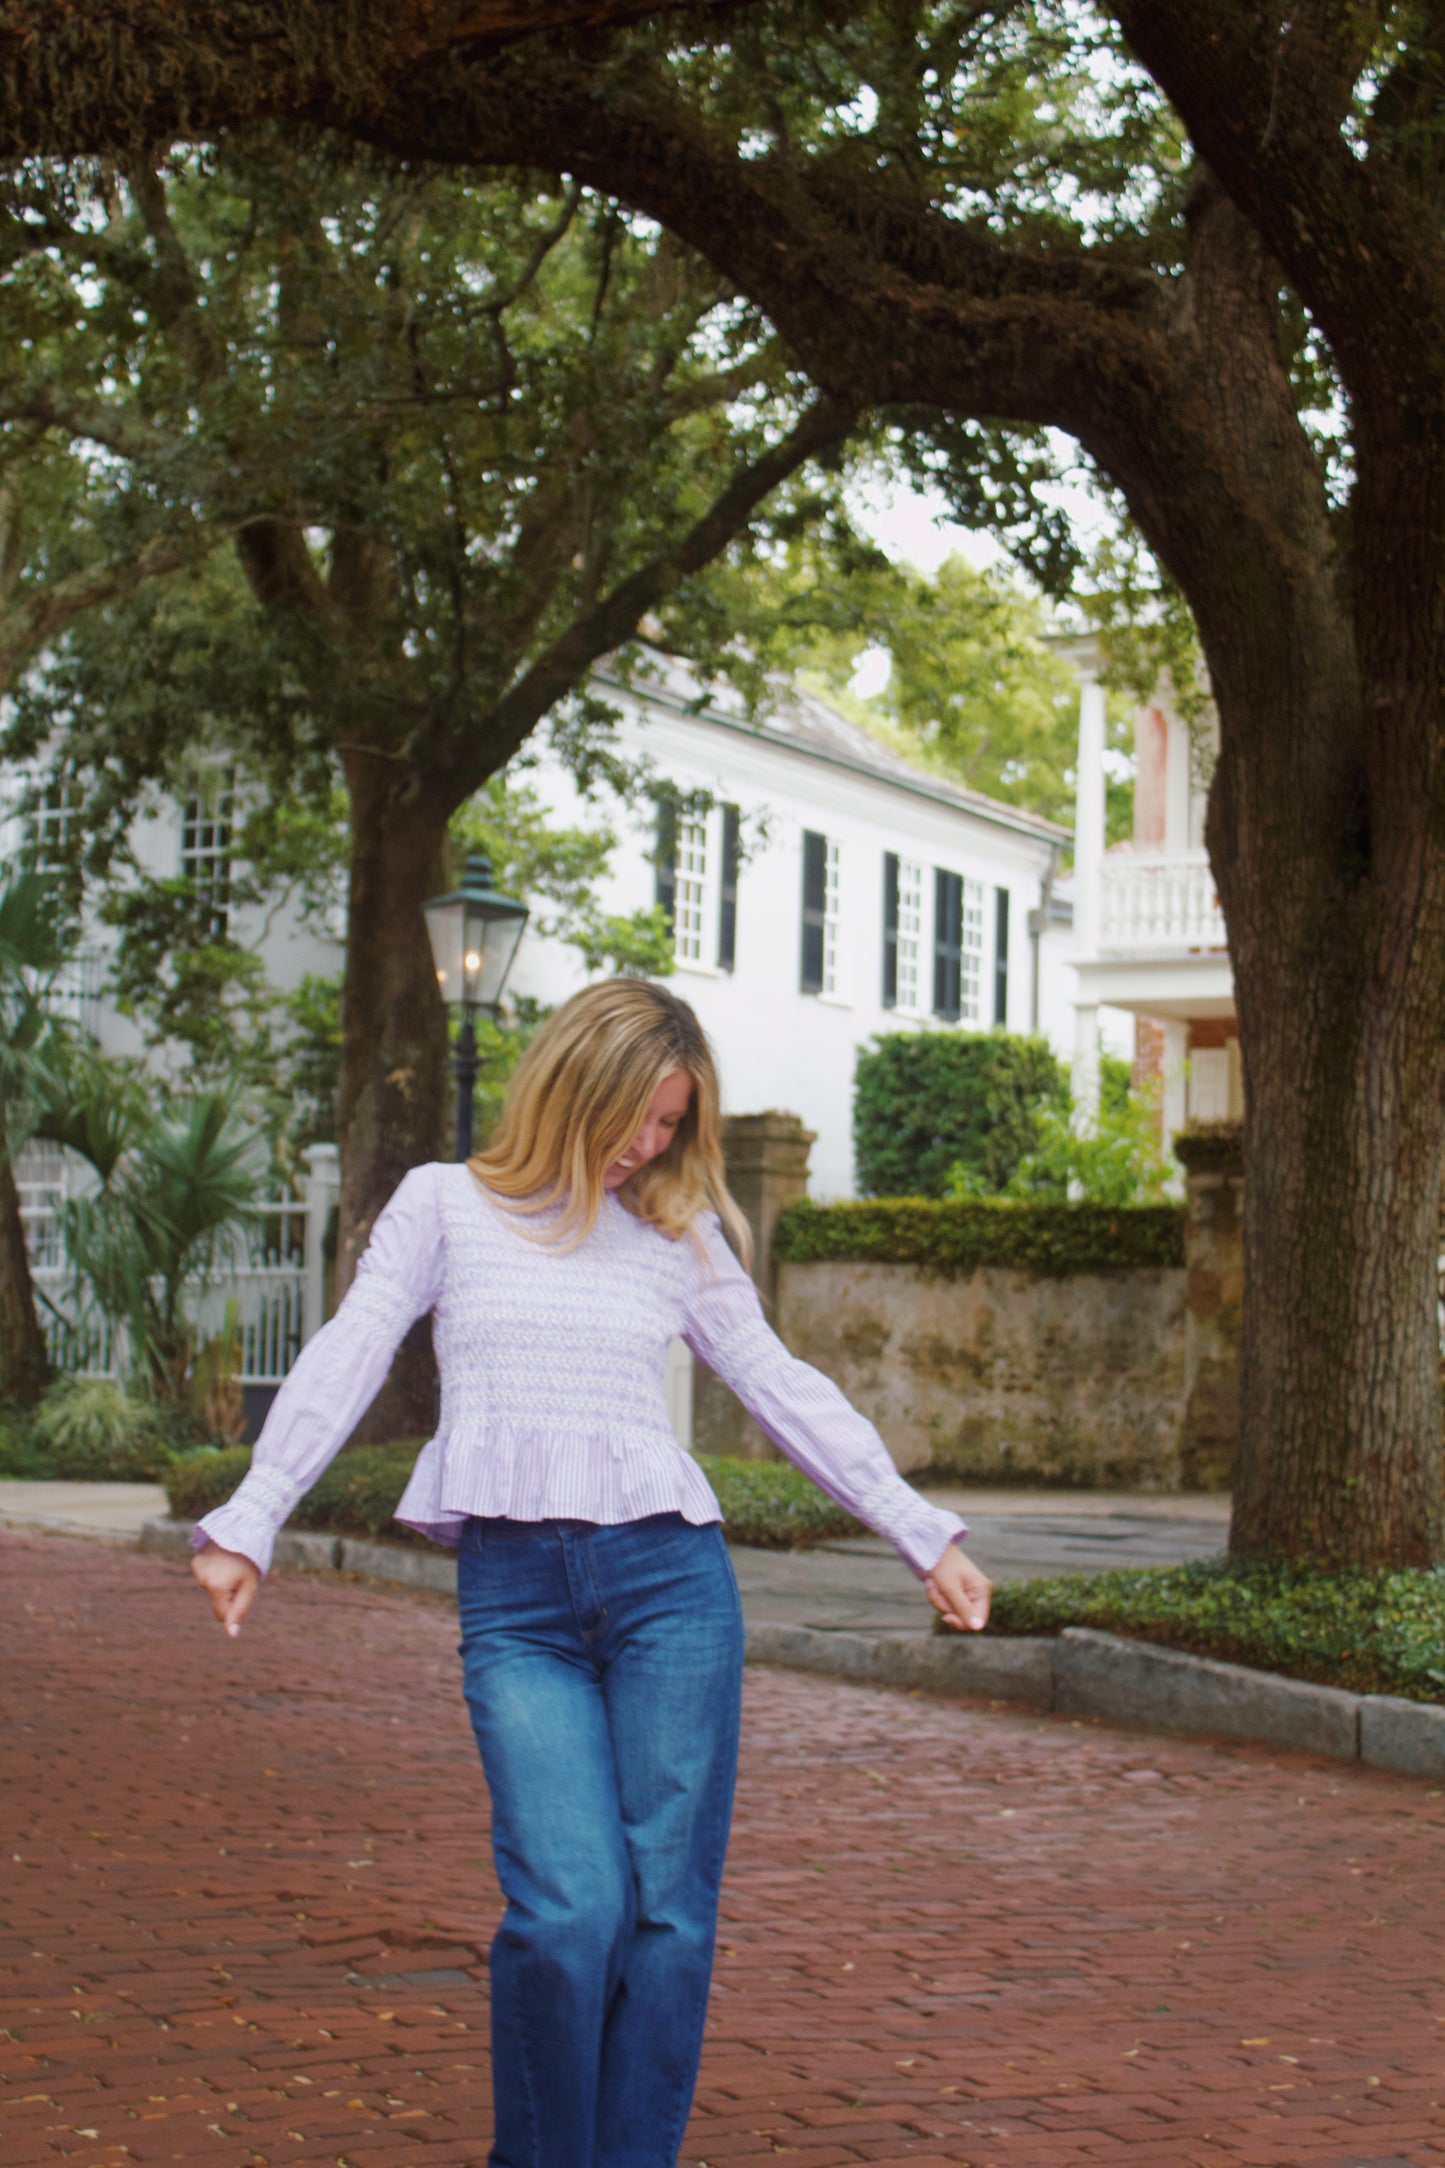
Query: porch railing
1097 847 1227 955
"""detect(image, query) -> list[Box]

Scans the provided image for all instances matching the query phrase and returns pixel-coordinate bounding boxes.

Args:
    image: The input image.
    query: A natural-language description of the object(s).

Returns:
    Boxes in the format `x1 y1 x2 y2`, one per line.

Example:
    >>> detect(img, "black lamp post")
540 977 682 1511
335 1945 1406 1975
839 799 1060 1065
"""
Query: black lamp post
422 854 530 1162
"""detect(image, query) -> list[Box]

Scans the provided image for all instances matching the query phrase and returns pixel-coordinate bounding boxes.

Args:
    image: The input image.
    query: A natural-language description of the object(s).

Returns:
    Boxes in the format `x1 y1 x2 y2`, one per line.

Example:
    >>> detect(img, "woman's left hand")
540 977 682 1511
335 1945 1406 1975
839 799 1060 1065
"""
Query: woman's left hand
925 1543 992 1632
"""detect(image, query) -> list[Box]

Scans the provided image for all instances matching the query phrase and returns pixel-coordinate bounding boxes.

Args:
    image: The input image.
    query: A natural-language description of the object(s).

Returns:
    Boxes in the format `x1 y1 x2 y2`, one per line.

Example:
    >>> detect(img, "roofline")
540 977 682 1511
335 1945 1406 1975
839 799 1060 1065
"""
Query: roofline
599 668 1070 849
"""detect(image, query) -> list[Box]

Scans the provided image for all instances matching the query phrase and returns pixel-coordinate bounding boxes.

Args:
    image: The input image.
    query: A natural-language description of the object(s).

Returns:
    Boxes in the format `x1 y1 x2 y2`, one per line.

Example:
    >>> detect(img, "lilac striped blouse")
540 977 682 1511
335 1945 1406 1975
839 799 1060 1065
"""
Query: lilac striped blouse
194 1162 966 1579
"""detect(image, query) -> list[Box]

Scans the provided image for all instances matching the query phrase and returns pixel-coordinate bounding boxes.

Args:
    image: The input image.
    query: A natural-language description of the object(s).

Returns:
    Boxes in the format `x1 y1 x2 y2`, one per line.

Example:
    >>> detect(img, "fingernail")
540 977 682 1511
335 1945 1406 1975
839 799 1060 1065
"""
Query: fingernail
226 1622 240 1638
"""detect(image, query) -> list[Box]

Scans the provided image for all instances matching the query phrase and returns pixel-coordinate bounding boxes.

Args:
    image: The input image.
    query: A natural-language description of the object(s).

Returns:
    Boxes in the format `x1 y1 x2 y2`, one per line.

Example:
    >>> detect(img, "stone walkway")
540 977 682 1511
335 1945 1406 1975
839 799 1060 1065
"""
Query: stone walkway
735 1491 1229 1634
3 1531 1442 2168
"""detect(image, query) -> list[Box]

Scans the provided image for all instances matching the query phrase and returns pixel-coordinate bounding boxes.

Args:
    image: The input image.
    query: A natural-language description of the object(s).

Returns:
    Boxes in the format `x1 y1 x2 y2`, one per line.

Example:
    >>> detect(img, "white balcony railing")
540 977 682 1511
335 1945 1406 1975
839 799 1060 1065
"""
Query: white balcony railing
1097 847 1227 956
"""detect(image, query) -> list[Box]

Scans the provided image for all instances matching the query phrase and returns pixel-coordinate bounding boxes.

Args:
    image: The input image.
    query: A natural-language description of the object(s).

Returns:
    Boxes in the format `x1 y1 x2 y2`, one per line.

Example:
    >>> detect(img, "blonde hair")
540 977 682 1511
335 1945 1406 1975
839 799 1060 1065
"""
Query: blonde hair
469 980 752 1262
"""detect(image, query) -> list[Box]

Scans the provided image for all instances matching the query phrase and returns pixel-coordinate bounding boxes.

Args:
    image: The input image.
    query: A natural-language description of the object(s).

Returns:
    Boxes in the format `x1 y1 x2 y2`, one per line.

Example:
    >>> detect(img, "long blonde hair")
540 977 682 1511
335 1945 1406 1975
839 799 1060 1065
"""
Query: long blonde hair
469 980 752 1261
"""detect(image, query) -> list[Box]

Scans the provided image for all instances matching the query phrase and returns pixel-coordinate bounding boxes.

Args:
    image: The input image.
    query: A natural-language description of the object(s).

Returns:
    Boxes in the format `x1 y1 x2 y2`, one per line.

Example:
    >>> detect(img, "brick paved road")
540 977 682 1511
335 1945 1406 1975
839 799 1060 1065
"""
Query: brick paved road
3 1533 1443 2168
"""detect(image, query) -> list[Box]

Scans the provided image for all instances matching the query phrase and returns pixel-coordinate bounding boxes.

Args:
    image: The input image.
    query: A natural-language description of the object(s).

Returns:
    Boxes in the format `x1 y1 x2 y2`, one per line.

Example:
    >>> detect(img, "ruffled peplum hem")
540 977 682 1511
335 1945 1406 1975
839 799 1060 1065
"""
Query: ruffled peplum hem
392 1423 723 1546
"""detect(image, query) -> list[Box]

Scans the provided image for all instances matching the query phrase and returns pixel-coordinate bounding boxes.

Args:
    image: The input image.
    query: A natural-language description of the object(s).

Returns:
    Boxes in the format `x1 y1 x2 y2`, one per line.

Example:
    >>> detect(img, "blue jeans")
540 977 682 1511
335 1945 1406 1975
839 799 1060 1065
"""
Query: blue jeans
456 1513 745 2168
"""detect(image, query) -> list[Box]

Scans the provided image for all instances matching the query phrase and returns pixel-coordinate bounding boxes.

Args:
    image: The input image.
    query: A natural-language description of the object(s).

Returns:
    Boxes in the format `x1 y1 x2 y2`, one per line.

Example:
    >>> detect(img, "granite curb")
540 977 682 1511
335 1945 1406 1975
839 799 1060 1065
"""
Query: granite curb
141 1517 1445 1779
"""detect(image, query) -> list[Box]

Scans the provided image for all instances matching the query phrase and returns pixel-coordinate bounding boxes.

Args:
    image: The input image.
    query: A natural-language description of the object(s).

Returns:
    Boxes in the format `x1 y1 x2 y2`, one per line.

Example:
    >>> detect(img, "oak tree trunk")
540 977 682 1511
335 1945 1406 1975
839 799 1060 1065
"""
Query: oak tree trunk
333 754 453 1442
1204 585 1445 1566
0 1146 52 1407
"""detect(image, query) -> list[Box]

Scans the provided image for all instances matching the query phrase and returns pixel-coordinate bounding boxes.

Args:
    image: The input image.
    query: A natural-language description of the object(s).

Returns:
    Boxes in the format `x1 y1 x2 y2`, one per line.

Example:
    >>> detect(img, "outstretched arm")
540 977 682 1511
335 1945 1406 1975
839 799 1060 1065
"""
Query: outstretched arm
683 1215 990 1627
189 1164 446 1622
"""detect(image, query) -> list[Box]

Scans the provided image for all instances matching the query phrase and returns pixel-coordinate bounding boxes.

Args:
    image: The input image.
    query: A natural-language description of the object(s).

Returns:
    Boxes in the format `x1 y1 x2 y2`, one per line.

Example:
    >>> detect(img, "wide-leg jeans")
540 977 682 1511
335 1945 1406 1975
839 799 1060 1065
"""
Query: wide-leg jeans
456 1512 745 2168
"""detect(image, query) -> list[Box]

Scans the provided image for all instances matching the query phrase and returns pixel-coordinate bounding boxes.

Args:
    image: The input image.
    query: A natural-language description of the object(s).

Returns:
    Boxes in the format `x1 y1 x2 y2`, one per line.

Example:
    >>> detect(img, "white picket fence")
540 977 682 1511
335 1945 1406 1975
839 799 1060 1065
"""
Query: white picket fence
19 1143 340 1386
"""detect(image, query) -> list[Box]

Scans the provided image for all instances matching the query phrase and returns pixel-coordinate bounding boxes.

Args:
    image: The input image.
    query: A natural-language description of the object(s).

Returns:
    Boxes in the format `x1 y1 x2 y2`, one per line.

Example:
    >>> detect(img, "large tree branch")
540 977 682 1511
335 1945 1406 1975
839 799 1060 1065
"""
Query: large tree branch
1113 0 1445 415
0 521 210 689
0 386 174 467
358 51 1334 622
234 515 329 619
452 391 858 795
356 52 1167 434
125 164 224 382
0 0 726 156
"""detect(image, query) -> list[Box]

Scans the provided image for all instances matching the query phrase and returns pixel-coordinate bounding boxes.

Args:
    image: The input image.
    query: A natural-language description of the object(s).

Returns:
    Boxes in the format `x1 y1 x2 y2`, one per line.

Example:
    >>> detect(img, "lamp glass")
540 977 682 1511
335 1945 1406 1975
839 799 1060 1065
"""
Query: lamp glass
423 854 529 1015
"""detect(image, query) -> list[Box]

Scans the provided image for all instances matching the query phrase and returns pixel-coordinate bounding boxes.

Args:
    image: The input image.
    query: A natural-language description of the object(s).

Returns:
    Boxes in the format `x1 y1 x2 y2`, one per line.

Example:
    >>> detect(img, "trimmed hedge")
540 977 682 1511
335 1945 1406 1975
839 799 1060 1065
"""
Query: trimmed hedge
167 1442 863 1552
1173 1122 1244 1175
774 1197 1185 1275
968 1555 1445 1704
853 1029 1066 1199
696 1455 861 1549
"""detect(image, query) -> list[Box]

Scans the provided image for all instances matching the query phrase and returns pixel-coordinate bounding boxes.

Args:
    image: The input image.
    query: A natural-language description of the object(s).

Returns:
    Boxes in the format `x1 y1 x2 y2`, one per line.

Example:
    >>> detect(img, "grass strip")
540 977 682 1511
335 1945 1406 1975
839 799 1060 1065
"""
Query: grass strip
965 1554 1445 1705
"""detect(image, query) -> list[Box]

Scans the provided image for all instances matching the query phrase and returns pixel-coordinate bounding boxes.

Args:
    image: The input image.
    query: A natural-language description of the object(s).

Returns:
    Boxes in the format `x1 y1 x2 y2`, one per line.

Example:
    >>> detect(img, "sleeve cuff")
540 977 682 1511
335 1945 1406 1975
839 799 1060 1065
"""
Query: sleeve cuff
889 1498 968 1579
192 1500 278 1579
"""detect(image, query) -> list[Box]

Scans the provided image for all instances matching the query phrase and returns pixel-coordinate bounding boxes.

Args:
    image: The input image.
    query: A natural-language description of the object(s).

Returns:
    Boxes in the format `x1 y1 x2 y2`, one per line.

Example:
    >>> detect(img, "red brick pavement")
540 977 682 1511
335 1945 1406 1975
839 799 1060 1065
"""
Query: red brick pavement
3 1532 1444 2168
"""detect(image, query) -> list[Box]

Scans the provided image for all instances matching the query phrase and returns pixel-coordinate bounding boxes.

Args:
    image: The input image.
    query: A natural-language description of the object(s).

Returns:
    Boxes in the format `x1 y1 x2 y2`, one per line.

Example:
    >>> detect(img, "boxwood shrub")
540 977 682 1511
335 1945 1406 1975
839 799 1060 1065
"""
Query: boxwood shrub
967 1555 1445 1704
774 1196 1185 1276
853 1029 1066 1198
167 1442 863 1551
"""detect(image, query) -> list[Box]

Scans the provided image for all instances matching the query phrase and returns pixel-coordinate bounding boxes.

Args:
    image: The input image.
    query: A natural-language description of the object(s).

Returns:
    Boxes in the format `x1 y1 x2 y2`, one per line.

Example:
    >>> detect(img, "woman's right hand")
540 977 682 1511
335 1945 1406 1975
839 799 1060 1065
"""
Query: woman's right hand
191 1541 261 1637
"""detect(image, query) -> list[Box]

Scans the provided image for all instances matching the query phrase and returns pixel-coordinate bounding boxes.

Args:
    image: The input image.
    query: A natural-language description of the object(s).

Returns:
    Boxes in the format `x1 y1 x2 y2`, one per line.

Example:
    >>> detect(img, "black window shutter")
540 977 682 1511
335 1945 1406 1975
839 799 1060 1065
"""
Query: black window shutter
994 887 1010 1025
800 829 827 993
718 803 740 971
654 799 678 927
882 852 899 1008
934 869 962 1021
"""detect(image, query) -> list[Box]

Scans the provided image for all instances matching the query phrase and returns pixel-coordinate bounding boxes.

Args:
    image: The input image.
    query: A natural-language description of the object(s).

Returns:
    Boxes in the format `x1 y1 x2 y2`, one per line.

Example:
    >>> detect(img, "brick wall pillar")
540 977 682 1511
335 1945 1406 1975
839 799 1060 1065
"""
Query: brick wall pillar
691 1110 815 1460
1173 1124 1244 1490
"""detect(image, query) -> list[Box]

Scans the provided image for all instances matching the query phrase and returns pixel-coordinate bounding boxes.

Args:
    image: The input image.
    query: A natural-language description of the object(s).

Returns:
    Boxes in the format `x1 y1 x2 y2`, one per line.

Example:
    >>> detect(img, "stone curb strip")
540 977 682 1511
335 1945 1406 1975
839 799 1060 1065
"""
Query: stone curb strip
142 1518 1445 1779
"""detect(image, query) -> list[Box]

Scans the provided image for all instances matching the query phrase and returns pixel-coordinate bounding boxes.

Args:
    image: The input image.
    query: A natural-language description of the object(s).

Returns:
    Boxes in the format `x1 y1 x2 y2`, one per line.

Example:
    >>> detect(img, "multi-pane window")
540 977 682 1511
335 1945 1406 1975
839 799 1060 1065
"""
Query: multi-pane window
933 868 984 1023
882 853 925 1012
961 879 985 1019
656 797 741 971
896 858 924 1012
181 771 236 938
801 829 841 996
673 815 708 964
28 779 82 871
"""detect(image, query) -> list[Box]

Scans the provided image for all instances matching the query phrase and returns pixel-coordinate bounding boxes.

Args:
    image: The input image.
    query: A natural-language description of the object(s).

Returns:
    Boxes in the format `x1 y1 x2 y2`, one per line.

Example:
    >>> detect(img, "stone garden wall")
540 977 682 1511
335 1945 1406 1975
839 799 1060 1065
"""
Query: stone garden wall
774 1252 1189 1487
701 1112 1243 1491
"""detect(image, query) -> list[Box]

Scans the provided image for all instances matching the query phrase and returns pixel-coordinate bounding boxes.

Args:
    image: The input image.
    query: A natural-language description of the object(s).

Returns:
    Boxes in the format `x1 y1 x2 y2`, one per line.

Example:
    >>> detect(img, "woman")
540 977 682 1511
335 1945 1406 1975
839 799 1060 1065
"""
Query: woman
192 979 991 2168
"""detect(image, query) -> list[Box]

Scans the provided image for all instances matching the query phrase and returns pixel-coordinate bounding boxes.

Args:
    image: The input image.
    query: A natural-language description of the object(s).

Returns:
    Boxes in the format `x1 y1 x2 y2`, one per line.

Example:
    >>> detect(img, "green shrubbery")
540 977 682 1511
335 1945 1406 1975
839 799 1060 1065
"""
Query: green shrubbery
694 1455 861 1548
0 1378 188 1481
971 1555 1445 1704
950 1055 1173 1207
29 1377 174 1481
853 1030 1065 1198
166 1441 862 1551
774 1196 1184 1275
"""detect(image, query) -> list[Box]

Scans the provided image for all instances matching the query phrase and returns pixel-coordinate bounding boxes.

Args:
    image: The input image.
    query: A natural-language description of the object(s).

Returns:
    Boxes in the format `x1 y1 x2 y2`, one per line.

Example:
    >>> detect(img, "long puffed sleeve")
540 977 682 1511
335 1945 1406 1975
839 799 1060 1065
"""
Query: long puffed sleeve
683 1214 965 1577
192 1164 447 1576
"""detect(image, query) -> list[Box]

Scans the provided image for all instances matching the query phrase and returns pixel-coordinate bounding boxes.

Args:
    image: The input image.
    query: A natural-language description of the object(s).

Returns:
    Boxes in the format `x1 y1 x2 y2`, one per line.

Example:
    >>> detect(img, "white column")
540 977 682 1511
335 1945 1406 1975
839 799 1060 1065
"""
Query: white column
1073 672 1107 961
302 1143 341 1343
1165 705 1192 853
1073 1001 1101 1135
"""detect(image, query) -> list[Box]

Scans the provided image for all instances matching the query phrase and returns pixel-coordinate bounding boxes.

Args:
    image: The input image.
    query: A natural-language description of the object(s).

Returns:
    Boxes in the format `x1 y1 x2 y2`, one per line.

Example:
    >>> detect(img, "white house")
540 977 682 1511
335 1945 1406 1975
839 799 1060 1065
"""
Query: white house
6 655 1070 1199
505 652 1069 1194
